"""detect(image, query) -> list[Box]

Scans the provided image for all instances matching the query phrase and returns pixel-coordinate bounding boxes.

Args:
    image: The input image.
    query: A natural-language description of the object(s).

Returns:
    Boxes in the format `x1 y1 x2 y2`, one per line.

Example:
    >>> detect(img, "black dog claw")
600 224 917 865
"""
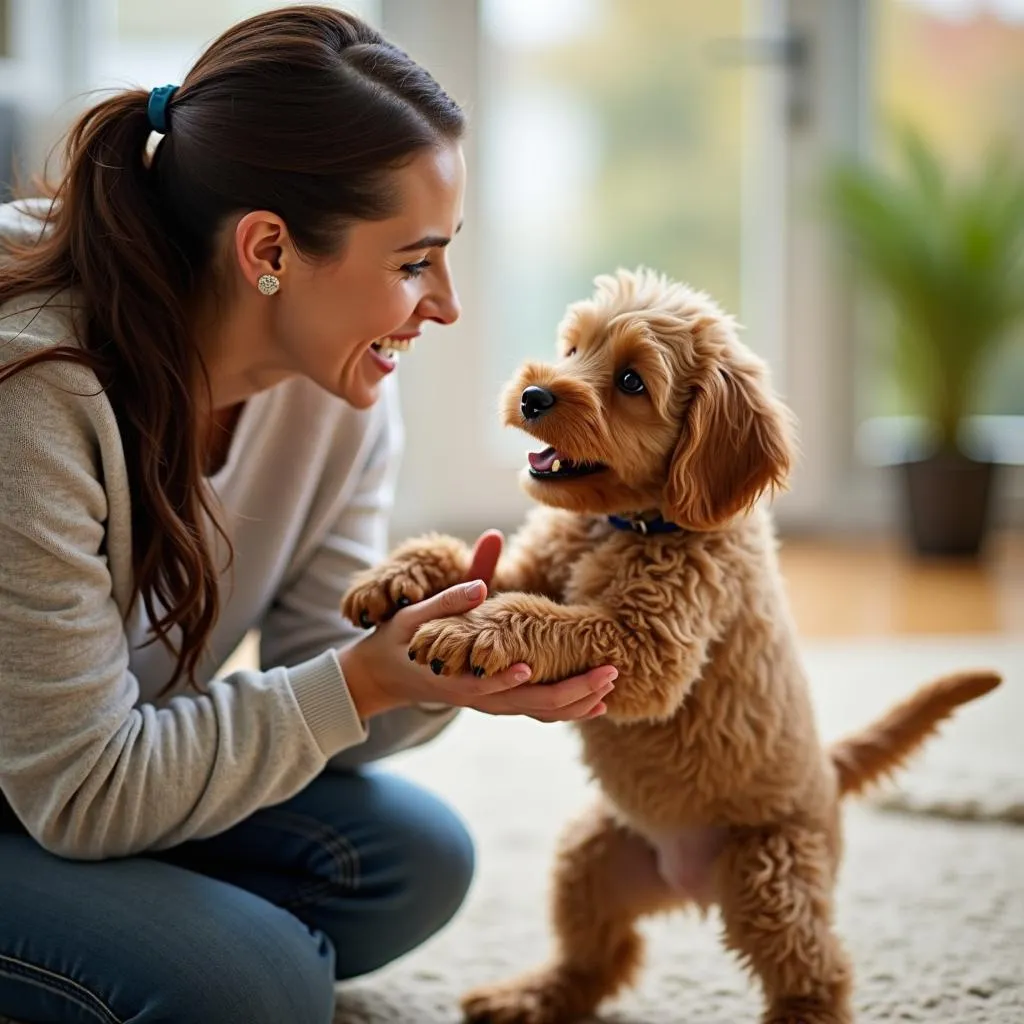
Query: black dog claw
396 595 411 608
430 658 444 675
359 611 373 628
472 666 486 677
408 649 417 661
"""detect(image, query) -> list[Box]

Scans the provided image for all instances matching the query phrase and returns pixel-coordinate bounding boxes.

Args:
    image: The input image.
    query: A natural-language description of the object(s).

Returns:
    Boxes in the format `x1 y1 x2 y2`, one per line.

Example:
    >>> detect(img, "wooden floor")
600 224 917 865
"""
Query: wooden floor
779 531 1023 638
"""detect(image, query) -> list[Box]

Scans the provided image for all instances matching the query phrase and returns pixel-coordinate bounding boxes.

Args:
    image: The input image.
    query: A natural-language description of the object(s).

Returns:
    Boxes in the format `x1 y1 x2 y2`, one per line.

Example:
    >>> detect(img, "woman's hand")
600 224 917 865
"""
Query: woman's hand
338 577 618 723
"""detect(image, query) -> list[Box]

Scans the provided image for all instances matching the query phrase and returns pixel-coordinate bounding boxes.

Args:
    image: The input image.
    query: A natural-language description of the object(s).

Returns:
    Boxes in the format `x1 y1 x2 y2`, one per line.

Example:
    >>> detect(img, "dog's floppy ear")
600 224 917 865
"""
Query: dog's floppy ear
664 354 793 530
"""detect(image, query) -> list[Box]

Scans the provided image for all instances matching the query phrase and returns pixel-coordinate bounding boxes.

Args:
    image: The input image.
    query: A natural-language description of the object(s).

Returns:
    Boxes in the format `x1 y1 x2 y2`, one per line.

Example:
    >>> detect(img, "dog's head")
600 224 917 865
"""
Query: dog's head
502 268 795 529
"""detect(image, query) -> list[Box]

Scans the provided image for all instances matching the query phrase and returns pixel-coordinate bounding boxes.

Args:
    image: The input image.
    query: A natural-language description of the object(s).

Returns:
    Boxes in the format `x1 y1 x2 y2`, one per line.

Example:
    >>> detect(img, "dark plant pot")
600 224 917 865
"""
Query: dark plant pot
901 453 996 558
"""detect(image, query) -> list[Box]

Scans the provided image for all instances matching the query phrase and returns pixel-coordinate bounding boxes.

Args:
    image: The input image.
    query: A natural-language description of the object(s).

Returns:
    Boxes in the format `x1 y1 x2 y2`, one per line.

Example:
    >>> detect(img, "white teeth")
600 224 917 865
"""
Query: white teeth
371 336 415 360
551 459 561 473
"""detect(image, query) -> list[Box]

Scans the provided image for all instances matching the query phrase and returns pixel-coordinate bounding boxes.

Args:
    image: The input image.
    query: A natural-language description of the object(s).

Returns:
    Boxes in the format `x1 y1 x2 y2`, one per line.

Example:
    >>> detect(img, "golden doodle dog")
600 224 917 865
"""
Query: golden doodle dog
342 268 1001 1024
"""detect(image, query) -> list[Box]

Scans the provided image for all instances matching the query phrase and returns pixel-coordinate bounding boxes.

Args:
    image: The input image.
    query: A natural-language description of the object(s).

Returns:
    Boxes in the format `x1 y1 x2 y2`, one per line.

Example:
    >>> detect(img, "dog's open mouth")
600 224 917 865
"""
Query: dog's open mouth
528 446 606 480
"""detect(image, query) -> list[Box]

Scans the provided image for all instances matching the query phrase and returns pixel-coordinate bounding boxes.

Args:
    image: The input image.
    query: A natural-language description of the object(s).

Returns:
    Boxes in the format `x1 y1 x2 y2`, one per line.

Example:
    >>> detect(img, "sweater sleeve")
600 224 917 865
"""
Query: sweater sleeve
0 361 368 860
258 379 461 769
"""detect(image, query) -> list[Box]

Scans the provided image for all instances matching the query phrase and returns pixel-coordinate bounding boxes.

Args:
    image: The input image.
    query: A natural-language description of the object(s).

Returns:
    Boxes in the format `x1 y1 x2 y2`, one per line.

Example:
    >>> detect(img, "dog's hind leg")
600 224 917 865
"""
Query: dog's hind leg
717 824 853 1024
461 800 676 1024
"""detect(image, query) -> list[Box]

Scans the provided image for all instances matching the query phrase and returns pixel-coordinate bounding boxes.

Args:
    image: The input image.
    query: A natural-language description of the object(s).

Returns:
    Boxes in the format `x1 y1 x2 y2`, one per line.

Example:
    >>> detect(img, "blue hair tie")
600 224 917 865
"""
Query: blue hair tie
147 84 178 134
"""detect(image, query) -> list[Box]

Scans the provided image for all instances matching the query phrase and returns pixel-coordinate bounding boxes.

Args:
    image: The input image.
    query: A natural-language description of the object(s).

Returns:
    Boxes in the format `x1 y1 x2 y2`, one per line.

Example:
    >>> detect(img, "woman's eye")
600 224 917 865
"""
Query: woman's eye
401 259 432 279
616 369 646 395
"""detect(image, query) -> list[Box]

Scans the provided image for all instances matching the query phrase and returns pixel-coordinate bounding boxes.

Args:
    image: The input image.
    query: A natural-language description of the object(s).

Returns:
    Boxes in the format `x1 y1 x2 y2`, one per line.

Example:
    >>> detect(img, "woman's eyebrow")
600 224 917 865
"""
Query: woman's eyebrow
394 221 463 252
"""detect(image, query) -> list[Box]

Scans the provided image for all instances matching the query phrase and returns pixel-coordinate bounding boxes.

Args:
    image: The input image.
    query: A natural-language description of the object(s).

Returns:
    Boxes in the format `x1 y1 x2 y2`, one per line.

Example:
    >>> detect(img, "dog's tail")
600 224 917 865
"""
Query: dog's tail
829 670 1002 797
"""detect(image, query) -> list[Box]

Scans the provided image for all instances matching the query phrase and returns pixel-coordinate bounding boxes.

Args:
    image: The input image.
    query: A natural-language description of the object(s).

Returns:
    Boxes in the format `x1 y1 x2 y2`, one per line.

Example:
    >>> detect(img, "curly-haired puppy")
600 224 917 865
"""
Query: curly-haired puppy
342 269 1001 1024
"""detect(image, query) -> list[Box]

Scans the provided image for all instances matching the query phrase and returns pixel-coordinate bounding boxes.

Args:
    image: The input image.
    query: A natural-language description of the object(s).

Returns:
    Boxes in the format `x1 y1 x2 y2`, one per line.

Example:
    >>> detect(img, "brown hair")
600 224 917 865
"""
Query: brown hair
0 5 465 689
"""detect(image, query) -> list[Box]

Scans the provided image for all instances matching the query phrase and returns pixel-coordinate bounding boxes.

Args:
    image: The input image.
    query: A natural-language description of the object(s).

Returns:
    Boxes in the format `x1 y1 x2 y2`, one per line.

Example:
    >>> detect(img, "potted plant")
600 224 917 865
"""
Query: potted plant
826 127 1024 557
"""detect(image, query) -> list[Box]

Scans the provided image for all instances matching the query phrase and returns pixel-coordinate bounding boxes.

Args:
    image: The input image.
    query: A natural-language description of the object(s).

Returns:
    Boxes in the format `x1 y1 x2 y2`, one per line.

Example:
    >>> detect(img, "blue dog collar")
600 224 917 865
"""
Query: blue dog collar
607 514 683 535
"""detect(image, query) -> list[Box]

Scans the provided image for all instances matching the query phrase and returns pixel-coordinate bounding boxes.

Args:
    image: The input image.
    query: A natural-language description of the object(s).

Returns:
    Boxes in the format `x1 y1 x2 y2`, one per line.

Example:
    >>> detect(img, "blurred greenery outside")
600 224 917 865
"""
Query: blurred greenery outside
868 1 1024 421
481 0 1024 439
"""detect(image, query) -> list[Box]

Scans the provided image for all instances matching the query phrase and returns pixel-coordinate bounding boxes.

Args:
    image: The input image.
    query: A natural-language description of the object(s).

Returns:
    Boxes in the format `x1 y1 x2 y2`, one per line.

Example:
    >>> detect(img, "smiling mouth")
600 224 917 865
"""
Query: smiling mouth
370 336 417 359
527 446 607 480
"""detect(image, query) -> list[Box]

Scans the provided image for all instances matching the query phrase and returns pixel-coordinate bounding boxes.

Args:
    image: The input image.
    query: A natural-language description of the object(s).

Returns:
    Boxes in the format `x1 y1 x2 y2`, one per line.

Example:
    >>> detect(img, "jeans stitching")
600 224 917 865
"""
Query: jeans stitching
0 953 124 1024
256 809 360 886
252 809 361 906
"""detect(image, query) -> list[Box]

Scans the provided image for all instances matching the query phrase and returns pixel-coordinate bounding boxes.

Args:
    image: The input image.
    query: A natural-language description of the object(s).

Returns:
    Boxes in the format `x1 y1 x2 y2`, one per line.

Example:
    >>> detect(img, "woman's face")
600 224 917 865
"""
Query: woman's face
228 142 465 410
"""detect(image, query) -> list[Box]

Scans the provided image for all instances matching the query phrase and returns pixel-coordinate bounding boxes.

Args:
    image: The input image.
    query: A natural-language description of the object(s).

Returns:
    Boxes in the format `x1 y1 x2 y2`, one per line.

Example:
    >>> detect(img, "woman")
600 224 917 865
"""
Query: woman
0 7 618 1022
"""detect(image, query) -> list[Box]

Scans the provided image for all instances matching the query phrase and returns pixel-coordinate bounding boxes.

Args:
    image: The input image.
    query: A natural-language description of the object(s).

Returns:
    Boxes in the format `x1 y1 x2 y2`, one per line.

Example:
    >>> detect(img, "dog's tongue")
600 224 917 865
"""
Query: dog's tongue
528 447 558 472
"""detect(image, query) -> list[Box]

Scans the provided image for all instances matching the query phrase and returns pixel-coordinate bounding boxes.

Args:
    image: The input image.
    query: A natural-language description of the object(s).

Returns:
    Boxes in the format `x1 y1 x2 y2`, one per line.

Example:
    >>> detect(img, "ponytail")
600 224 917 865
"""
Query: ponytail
0 89 226 691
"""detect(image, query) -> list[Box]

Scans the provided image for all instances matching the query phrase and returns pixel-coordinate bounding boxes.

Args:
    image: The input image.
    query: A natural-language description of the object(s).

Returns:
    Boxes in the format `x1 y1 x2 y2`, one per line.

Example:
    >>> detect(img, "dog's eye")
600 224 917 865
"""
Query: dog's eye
616 369 646 395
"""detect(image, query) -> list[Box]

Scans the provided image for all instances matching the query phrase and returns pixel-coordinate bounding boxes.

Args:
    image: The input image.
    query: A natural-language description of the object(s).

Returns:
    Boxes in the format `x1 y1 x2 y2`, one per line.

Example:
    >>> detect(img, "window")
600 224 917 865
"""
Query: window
479 0 768 462
860 0 1024 425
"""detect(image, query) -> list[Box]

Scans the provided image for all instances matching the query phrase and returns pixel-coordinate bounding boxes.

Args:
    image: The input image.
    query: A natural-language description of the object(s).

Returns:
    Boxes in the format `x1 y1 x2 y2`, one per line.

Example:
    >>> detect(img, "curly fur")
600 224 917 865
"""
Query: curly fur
342 268 1002 1024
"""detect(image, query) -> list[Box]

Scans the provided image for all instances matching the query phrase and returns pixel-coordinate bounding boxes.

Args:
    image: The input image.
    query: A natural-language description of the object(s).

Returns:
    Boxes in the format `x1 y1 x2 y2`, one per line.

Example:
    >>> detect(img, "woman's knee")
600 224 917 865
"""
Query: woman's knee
360 772 475 950
145 917 337 1024
400 777 476 927
313 771 475 977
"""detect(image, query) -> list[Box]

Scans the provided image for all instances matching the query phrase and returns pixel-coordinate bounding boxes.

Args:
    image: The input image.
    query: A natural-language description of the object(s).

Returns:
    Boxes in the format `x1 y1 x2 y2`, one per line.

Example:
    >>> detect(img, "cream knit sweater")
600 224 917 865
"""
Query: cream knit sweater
0 200 456 860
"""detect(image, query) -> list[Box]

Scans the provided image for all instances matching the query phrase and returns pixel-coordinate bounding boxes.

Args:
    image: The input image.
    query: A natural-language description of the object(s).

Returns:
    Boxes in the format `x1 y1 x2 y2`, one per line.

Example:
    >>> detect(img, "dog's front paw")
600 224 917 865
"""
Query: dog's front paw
342 558 455 629
409 605 528 677
461 971 595 1024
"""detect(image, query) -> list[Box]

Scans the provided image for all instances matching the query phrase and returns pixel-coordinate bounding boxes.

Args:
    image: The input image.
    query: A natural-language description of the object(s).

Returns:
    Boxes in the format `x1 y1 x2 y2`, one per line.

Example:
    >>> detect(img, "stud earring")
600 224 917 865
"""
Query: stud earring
257 273 280 296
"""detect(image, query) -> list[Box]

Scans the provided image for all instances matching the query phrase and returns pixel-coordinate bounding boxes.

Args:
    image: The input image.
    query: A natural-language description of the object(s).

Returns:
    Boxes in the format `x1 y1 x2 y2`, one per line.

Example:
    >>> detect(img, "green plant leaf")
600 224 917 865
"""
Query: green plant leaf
824 125 1024 451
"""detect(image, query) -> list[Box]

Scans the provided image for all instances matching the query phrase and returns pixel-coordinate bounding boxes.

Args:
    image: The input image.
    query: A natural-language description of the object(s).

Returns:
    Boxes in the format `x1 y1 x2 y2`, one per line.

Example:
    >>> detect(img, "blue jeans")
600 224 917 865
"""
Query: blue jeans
0 770 474 1024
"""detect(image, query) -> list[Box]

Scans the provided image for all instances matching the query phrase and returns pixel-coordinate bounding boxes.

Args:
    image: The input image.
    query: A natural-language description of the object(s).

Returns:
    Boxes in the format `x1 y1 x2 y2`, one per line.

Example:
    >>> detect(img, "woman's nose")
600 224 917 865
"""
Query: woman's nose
419 283 461 326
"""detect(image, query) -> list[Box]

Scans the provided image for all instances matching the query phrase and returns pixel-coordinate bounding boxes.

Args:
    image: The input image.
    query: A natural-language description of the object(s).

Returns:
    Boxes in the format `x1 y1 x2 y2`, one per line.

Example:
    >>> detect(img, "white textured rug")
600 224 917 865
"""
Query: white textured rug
334 635 1024 1024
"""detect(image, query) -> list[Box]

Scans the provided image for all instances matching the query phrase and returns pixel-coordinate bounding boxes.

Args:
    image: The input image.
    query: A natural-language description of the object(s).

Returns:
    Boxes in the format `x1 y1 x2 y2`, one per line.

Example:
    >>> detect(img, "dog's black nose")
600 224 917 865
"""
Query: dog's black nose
521 385 556 421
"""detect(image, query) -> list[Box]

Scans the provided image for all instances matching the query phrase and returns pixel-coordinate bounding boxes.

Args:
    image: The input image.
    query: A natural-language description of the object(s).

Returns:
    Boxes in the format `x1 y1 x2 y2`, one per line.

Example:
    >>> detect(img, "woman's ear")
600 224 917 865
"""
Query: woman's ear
664 355 794 530
235 210 287 286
